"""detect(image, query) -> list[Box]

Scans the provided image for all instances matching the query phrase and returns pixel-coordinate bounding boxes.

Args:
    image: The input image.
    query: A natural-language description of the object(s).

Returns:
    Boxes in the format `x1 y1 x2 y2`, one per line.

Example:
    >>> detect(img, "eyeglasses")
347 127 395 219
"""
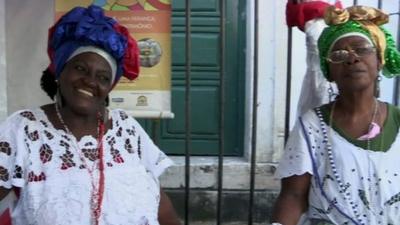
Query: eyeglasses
326 46 376 64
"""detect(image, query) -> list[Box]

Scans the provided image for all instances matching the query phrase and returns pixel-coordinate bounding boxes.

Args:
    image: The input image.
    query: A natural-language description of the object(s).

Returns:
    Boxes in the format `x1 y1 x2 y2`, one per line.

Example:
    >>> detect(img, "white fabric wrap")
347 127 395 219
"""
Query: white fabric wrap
296 19 337 117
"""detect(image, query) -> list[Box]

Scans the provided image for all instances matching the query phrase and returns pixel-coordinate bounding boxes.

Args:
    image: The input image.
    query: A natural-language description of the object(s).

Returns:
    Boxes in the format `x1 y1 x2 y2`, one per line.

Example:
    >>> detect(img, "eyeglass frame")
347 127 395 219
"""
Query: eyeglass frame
325 45 377 64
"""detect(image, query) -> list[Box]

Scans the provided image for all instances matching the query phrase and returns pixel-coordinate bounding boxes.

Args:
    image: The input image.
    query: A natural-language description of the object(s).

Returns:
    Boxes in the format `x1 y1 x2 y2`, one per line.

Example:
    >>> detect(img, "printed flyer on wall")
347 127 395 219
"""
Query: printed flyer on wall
55 0 173 118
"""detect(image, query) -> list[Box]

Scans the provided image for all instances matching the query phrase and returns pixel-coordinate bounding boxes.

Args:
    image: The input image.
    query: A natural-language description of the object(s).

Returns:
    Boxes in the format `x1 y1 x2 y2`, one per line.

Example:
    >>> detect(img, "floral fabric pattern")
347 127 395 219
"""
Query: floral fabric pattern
0 108 173 225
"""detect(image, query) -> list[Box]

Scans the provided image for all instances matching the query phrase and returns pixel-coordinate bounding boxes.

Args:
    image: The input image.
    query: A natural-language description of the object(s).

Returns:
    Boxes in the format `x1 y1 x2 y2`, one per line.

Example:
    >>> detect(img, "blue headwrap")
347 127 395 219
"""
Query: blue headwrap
47 5 140 84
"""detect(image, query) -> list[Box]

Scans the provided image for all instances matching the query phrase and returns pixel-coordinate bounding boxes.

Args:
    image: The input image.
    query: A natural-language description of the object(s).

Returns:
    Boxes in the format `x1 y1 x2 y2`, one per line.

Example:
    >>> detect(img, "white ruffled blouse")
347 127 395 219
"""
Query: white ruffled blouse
0 108 173 225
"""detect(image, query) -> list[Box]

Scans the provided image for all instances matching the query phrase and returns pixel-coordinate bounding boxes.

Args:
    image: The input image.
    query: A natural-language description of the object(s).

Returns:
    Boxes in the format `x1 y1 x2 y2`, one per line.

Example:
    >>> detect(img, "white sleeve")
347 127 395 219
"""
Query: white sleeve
275 117 313 179
0 111 30 188
133 120 173 178
296 18 337 117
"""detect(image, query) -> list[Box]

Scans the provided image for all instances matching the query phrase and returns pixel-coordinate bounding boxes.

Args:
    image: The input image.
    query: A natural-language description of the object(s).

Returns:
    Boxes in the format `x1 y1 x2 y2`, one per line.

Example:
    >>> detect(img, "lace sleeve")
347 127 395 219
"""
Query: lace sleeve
0 111 30 188
132 119 173 178
275 116 314 179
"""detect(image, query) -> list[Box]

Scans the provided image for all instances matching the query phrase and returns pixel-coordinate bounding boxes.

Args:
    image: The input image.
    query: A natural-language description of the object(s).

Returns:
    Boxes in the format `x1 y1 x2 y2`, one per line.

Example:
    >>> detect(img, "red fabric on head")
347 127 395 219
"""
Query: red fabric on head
286 1 343 31
113 23 140 81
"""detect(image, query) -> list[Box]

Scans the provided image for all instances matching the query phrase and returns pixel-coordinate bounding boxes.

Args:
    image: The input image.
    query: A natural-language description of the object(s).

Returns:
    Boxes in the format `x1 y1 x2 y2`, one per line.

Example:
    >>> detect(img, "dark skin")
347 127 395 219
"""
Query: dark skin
272 174 311 225
272 36 387 224
0 52 180 225
327 36 386 138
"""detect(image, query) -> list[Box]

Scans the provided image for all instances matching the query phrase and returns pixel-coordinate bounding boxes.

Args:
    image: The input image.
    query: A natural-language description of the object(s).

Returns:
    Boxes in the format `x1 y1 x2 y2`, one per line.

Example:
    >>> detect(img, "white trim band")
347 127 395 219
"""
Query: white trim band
67 46 117 83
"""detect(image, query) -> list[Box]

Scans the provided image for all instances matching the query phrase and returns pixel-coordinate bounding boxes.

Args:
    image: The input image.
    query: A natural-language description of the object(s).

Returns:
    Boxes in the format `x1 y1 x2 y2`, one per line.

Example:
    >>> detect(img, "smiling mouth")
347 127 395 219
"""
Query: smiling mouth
77 89 94 97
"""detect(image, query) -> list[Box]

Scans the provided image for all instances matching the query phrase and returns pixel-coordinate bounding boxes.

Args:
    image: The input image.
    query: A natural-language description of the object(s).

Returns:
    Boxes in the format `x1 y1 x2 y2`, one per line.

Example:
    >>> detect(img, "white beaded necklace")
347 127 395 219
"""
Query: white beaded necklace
321 98 379 224
316 108 364 224
54 103 105 225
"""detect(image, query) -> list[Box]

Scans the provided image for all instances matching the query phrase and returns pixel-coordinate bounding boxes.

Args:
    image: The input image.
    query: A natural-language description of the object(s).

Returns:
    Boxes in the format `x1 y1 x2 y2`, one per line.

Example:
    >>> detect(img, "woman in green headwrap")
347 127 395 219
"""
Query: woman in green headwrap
272 5 400 225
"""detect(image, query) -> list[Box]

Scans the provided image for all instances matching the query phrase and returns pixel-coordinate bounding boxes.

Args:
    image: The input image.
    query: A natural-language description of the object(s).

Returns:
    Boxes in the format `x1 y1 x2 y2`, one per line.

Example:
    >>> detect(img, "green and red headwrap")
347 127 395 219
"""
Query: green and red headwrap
318 5 400 80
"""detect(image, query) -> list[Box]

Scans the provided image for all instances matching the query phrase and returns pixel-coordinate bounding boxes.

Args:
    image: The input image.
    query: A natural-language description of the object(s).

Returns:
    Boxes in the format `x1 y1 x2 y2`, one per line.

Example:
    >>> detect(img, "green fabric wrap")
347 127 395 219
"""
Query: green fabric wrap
318 20 400 79
381 28 400 77
318 21 372 80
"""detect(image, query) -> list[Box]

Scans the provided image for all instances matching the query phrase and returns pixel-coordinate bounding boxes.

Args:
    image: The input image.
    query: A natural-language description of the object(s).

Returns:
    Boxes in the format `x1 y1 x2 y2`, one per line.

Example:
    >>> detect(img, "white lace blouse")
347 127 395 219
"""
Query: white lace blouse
0 108 173 225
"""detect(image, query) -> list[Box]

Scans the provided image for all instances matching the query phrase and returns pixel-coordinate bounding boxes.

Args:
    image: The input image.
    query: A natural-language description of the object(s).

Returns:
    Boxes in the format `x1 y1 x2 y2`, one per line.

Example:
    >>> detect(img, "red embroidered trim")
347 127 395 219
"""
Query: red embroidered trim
28 171 46 182
286 1 343 31
94 120 105 225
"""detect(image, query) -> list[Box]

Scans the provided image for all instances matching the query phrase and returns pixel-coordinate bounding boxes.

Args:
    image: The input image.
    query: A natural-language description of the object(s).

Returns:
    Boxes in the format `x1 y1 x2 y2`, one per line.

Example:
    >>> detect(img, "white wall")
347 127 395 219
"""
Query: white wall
255 0 288 163
0 0 7 121
5 0 54 114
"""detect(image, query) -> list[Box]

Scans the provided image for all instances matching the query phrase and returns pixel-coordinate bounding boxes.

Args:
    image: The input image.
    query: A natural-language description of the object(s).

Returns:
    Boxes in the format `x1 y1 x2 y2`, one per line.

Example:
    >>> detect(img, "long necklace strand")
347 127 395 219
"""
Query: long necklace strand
367 99 378 150
318 107 363 224
327 98 379 223
54 104 105 225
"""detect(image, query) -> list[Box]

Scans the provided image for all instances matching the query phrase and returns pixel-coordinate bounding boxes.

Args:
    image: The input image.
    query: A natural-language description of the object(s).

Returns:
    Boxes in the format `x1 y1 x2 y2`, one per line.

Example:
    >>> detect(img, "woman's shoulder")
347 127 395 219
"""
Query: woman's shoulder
387 103 400 124
299 104 329 120
292 104 332 131
109 108 141 126
0 108 46 139
1 108 44 125
388 103 400 115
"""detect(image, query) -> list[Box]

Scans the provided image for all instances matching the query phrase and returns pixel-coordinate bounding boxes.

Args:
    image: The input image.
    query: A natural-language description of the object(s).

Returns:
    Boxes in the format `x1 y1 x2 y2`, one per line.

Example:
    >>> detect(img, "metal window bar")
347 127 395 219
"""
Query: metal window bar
284 27 293 143
394 2 400 105
216 0 226 224
248 0 259 224
184 0 192 224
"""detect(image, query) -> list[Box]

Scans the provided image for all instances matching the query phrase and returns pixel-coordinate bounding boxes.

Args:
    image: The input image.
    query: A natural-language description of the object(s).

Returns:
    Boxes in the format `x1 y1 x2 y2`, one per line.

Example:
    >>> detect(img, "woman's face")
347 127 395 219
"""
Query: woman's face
328 36 380 94
58 52 113 115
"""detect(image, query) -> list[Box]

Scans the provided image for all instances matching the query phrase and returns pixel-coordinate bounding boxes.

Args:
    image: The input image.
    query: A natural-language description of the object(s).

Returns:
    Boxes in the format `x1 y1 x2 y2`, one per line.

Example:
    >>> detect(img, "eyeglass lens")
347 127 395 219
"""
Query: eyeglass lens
327 46 376 63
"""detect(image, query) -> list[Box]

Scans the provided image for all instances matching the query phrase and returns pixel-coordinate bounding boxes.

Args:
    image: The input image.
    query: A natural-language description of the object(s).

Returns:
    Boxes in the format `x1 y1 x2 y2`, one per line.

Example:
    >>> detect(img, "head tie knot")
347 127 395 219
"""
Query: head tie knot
324 5 388 26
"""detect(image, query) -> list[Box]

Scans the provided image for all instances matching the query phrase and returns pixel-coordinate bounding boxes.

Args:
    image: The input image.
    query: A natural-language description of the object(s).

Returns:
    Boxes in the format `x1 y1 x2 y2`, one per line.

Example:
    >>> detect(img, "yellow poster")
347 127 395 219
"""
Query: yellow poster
55 0 173 118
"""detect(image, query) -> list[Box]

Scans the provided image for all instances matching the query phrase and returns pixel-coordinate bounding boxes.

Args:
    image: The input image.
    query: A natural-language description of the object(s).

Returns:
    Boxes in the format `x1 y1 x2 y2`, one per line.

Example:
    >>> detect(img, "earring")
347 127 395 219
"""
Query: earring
328 84 335 102
375 75 382 97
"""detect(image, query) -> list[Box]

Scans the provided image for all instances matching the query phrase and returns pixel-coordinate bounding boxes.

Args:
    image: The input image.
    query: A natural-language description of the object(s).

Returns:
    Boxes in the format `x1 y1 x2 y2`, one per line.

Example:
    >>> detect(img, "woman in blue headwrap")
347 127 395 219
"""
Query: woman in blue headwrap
0 5 179 225
272 5 400 225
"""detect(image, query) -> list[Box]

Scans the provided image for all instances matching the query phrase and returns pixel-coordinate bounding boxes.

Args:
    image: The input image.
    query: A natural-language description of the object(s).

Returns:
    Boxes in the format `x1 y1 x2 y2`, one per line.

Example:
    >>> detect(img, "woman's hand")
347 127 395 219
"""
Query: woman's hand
272 173 311 225
158 188 181 225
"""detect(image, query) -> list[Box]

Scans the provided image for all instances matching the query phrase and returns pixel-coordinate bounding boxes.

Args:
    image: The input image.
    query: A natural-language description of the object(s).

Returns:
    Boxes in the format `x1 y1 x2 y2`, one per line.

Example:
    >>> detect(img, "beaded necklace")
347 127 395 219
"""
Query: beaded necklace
324 98 379 224
54 104 105 225
316 108 364 224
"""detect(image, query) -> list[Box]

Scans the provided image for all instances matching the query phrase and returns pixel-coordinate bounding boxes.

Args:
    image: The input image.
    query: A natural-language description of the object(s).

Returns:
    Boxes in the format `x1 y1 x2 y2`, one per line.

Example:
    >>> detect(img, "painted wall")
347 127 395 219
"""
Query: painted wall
256 0 288 162
0 0 7 121
5 0 54 115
